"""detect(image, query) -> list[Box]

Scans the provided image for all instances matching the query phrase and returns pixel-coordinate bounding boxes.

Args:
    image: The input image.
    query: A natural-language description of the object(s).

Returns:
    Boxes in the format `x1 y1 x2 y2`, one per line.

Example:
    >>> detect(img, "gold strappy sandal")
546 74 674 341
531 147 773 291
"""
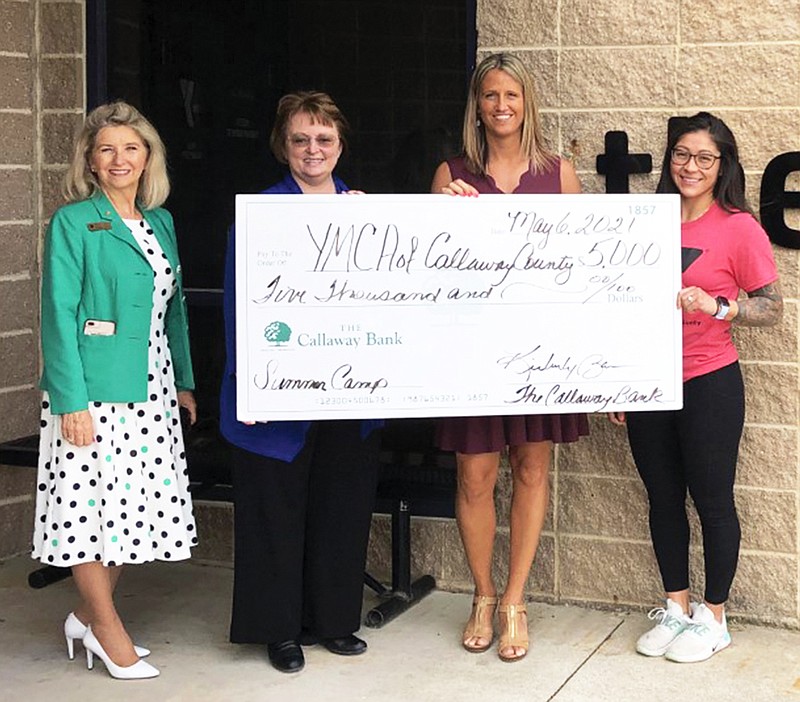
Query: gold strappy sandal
498 603 529 662
462 595 498 652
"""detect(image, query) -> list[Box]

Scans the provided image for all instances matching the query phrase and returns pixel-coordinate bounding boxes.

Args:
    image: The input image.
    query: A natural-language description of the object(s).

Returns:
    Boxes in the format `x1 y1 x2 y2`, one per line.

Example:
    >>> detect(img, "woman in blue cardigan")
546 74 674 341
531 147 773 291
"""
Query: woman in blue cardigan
33 102 196 680
220 91 382 674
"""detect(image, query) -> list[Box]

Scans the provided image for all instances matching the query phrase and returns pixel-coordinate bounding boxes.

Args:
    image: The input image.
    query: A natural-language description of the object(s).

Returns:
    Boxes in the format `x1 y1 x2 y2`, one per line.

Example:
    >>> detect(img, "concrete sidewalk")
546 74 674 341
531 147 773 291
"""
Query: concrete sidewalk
2 555 800 701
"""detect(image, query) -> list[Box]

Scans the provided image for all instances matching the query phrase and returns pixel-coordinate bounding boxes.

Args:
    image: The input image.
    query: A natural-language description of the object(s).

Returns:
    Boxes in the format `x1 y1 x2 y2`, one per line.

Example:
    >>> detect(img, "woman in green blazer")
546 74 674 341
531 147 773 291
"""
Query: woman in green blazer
32 102 197 680
39 190 194 414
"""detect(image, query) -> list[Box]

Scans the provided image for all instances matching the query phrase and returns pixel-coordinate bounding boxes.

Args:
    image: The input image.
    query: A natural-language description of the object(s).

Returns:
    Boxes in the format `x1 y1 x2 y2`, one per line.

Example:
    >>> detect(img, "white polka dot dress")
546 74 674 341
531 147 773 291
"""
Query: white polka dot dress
32 217 197 567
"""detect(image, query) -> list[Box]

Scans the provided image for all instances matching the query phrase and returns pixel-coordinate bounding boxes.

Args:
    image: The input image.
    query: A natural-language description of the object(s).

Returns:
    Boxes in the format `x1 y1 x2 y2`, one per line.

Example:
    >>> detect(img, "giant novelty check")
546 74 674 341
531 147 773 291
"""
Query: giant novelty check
235 193 682 421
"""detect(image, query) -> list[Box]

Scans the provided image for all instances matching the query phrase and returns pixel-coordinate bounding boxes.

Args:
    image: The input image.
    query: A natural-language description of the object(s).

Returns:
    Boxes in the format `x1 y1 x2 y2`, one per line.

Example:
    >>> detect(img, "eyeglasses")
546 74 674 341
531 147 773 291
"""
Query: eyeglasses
287 134 339 150
670 147 721 170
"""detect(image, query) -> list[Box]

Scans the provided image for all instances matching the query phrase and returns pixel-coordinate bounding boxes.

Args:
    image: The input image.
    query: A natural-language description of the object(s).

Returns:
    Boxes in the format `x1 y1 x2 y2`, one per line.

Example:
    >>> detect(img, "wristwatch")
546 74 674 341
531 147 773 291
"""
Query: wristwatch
714 296 730 320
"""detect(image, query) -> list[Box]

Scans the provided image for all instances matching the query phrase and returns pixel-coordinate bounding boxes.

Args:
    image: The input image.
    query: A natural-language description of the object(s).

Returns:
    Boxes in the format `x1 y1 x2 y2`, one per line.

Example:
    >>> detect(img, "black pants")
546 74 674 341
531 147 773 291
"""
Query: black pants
229 421 380 644
626 362 744 605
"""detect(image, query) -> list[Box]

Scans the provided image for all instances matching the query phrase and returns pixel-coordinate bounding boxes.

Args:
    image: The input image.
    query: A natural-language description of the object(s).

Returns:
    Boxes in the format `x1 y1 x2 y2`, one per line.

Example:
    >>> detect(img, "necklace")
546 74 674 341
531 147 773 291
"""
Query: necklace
102 188 140 220
683 199 714 223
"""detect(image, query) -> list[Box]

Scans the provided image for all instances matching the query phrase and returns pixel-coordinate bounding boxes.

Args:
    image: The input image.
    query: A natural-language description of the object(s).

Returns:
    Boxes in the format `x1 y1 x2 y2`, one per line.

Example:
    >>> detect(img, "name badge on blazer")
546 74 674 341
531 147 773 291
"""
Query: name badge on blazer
87 221 112 231
83 319 116 336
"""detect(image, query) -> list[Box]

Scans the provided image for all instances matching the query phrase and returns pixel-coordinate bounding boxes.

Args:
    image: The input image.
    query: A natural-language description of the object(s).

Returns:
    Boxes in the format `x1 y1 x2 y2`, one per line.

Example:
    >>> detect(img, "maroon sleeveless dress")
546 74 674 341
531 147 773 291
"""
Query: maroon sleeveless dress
435 156 590 453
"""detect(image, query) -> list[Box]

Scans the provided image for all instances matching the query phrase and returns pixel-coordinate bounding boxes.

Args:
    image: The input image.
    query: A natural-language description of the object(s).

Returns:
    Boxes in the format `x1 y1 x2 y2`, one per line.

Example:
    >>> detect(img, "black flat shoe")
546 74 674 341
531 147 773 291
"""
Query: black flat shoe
267 640 305 673
321 634 367 656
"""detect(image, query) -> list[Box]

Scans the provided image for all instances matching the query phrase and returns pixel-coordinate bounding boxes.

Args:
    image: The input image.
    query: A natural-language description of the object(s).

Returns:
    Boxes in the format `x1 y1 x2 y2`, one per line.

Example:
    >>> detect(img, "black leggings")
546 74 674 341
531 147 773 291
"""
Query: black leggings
626 362 744 604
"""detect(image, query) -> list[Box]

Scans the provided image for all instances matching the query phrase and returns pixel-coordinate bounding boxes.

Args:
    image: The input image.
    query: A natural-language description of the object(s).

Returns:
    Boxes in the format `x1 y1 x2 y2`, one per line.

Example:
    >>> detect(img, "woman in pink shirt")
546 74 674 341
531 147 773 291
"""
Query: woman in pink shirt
611 112 783 663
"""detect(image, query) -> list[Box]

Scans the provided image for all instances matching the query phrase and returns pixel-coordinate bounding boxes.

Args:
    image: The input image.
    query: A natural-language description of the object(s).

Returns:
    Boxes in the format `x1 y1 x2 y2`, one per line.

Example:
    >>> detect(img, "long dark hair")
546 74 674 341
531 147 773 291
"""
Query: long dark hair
656 111 750 215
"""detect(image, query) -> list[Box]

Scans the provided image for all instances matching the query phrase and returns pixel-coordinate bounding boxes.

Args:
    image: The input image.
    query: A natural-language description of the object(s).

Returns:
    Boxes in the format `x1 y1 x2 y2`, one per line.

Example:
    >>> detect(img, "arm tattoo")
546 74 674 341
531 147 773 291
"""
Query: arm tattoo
733 281 783 327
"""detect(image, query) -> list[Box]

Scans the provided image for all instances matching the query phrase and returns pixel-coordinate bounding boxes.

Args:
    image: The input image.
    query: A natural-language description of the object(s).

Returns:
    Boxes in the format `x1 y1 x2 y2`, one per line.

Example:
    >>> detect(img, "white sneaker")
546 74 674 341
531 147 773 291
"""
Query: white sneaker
636 599 692 657
665 603 731 663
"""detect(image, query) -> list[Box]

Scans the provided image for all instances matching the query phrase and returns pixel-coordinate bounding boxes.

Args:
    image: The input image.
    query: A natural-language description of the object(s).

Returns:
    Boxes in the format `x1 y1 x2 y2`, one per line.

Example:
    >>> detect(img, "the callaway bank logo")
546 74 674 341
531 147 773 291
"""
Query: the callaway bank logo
264 321 292 345
263 321 402 348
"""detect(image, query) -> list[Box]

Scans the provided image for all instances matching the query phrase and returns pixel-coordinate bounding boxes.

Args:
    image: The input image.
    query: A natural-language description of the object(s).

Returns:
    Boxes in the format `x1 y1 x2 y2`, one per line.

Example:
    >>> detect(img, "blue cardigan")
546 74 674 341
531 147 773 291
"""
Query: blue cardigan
219 172 382 461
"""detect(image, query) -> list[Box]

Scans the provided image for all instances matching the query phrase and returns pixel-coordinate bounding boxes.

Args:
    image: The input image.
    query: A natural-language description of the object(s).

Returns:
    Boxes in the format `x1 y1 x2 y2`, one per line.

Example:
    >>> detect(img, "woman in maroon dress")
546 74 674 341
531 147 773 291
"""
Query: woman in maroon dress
431 53 587 662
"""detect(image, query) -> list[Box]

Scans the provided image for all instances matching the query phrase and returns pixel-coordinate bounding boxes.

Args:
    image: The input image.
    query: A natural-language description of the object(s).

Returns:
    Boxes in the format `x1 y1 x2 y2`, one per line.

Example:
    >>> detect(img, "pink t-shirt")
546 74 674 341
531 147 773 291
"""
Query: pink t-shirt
681 203 778 381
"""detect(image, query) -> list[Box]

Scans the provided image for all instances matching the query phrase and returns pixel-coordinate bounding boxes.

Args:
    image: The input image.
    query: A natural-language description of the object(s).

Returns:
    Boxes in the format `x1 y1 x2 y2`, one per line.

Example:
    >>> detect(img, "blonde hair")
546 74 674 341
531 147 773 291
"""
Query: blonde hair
269 91 349 164
462 53 555 176
64 101 170 209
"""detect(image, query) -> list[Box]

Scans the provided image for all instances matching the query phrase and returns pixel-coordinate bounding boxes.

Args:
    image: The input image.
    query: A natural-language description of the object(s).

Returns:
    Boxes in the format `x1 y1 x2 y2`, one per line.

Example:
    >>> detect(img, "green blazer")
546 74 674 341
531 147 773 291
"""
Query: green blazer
40 190 195 415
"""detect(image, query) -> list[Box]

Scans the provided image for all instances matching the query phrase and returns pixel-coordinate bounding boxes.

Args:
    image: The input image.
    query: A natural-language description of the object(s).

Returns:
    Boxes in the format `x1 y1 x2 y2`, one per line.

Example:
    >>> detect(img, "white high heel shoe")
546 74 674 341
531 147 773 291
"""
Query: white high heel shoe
83 626 160 680
64 612 150 659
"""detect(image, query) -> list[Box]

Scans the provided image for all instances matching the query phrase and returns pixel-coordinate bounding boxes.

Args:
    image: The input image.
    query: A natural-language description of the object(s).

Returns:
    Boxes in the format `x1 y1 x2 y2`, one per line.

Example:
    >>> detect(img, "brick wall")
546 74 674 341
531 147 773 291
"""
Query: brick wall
368 0 800 626
0 0 84 559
